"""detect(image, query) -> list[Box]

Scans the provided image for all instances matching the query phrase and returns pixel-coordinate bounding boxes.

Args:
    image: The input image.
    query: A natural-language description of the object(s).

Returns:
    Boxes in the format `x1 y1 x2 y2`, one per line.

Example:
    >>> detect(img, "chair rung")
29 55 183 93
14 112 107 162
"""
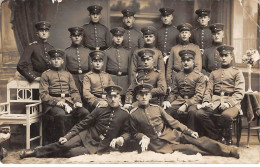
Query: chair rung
245 126 260 130
30 136 41 141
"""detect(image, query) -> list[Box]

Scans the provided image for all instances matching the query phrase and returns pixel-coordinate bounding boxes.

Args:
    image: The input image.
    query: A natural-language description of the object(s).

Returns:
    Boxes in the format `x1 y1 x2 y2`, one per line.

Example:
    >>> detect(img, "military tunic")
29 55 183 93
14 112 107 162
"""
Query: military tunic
131 45 165 80
65 44 91 94
104 44 131 95
196 65 245 140
156 24 179 55
125 68 166 105
34 106 130 157
122 25 144 52
202 42 222 76
40 68 89 140
82 22 112 50
191 25 213 49
166 41 202 86
17 39 54 83
83 70 114 107
129 104 239 157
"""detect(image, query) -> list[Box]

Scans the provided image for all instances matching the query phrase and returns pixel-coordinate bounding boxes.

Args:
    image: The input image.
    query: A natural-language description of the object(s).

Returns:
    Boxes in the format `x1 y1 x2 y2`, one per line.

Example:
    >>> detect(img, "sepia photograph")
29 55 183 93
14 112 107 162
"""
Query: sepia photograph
0 0 259 164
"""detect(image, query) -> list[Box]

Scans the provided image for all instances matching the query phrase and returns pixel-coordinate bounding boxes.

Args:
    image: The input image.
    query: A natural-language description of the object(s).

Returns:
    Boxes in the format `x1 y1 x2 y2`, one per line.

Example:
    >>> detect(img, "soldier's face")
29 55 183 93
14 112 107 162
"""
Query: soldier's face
179 31 191 41
107 94 121 108
37 29 50 40
71 35 83 45
141 57 154 69
90 13 101 23
113 35 124 45
197 16 210 26
50 57 64 68
122 16 135 27
92 59 104 70
220 53 233 66
144 34 155 44
181 58 194 70
161 14 173 25
212 31 224 43
136 92 151 106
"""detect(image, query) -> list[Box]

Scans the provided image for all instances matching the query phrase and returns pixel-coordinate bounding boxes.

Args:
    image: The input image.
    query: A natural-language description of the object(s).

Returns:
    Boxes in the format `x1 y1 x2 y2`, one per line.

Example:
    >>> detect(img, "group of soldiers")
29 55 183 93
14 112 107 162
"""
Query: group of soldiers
11 5 245 160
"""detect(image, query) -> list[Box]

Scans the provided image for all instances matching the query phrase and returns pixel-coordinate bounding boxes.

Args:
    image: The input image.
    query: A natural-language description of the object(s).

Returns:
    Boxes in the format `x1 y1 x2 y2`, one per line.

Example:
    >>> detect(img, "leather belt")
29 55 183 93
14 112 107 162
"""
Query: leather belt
69 70 89 74
213 92 233 96
87 46 108 51
50 93 70 98
107 70 128 76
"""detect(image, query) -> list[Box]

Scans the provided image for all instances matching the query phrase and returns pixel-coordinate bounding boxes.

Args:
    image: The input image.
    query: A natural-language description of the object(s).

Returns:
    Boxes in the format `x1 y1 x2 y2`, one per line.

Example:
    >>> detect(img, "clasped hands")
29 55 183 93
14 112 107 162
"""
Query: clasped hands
57 101 83 114
162 101 187 114
110 137 124 149
197 102 230 110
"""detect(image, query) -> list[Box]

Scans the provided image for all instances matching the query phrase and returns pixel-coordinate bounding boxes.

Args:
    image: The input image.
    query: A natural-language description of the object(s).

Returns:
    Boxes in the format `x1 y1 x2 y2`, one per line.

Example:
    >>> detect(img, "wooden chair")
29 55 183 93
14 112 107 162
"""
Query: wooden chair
0 80 42 149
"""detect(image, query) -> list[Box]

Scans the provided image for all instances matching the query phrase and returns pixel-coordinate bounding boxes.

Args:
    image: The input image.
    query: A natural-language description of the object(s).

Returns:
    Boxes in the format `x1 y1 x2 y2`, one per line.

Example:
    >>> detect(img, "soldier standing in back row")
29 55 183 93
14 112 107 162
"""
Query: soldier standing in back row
121 9 144 53
65 27 91 96
104 27 132 100
157 8 179 64
82 5 112 50
17 21 54 83
191 9 213 53
202 23 225 78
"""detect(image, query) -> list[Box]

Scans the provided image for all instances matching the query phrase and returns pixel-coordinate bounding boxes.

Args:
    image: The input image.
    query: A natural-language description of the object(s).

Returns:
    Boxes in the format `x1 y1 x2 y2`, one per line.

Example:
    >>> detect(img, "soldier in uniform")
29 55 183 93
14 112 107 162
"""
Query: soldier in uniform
131 26 165 81
166 23 202 88
202 23 225 78
157 8 179 64
196 45 245 145
0 125 10 162
104 27 131 100
129 83 239 158
40 49 89 141
17 21 54 83
65 27 91 96
124 49 166 108
83 50 114 111
20 85 130 158
82 5 111 50
191 9 213 53
163 50 205 130
121 9 144 52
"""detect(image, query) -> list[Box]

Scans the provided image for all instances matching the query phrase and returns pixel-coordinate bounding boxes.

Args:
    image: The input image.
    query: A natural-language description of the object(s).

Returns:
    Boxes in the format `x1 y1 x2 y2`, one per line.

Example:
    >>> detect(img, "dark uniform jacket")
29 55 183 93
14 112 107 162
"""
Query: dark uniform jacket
83 70 114 107
104 44 132 95
125 68 167 104
131 45 165 80
166 41 202 86
65 44 91 94
82 21 112 50
203 65 245 110
17 39 54 83
191 25 213 49
202 42 222 76
39 69 82 113
156 24 179 55
122 25 144 51
64 106 130 154
130 104 193 153
166 70 206 106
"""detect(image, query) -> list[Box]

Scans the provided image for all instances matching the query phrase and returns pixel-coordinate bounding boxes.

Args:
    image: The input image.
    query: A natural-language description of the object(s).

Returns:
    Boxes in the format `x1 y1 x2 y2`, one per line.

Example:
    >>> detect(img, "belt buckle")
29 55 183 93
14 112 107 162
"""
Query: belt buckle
61 93 65 98
78 69 82 74
220 91 225 96
184 95 189 99
99 134 105 140
158 132 162 137
102 94 106 99
118 71 122 76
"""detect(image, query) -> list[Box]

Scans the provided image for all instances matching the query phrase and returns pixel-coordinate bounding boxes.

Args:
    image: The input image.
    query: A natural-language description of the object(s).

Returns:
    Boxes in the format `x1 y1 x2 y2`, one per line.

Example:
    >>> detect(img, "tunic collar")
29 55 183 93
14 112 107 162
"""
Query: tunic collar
123 24 133 30
92 68 102 73
112 42 123 49
221 63 232 69
199 25 209 29
138 103 149 109
144 43 155 48
37 38 48 44
163 23 173 28
212 41 223 47
71 43 83 48
90 21 99 25
179 39 190 45
183 68 194 74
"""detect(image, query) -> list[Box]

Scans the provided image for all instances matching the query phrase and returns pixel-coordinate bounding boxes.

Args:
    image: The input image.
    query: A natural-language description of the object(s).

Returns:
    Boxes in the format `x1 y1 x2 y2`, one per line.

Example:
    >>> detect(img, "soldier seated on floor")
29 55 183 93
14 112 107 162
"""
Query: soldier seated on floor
82 50 114 111
129 83 239 159
0 125 10 162
40 49 90 142
19 85 130 158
